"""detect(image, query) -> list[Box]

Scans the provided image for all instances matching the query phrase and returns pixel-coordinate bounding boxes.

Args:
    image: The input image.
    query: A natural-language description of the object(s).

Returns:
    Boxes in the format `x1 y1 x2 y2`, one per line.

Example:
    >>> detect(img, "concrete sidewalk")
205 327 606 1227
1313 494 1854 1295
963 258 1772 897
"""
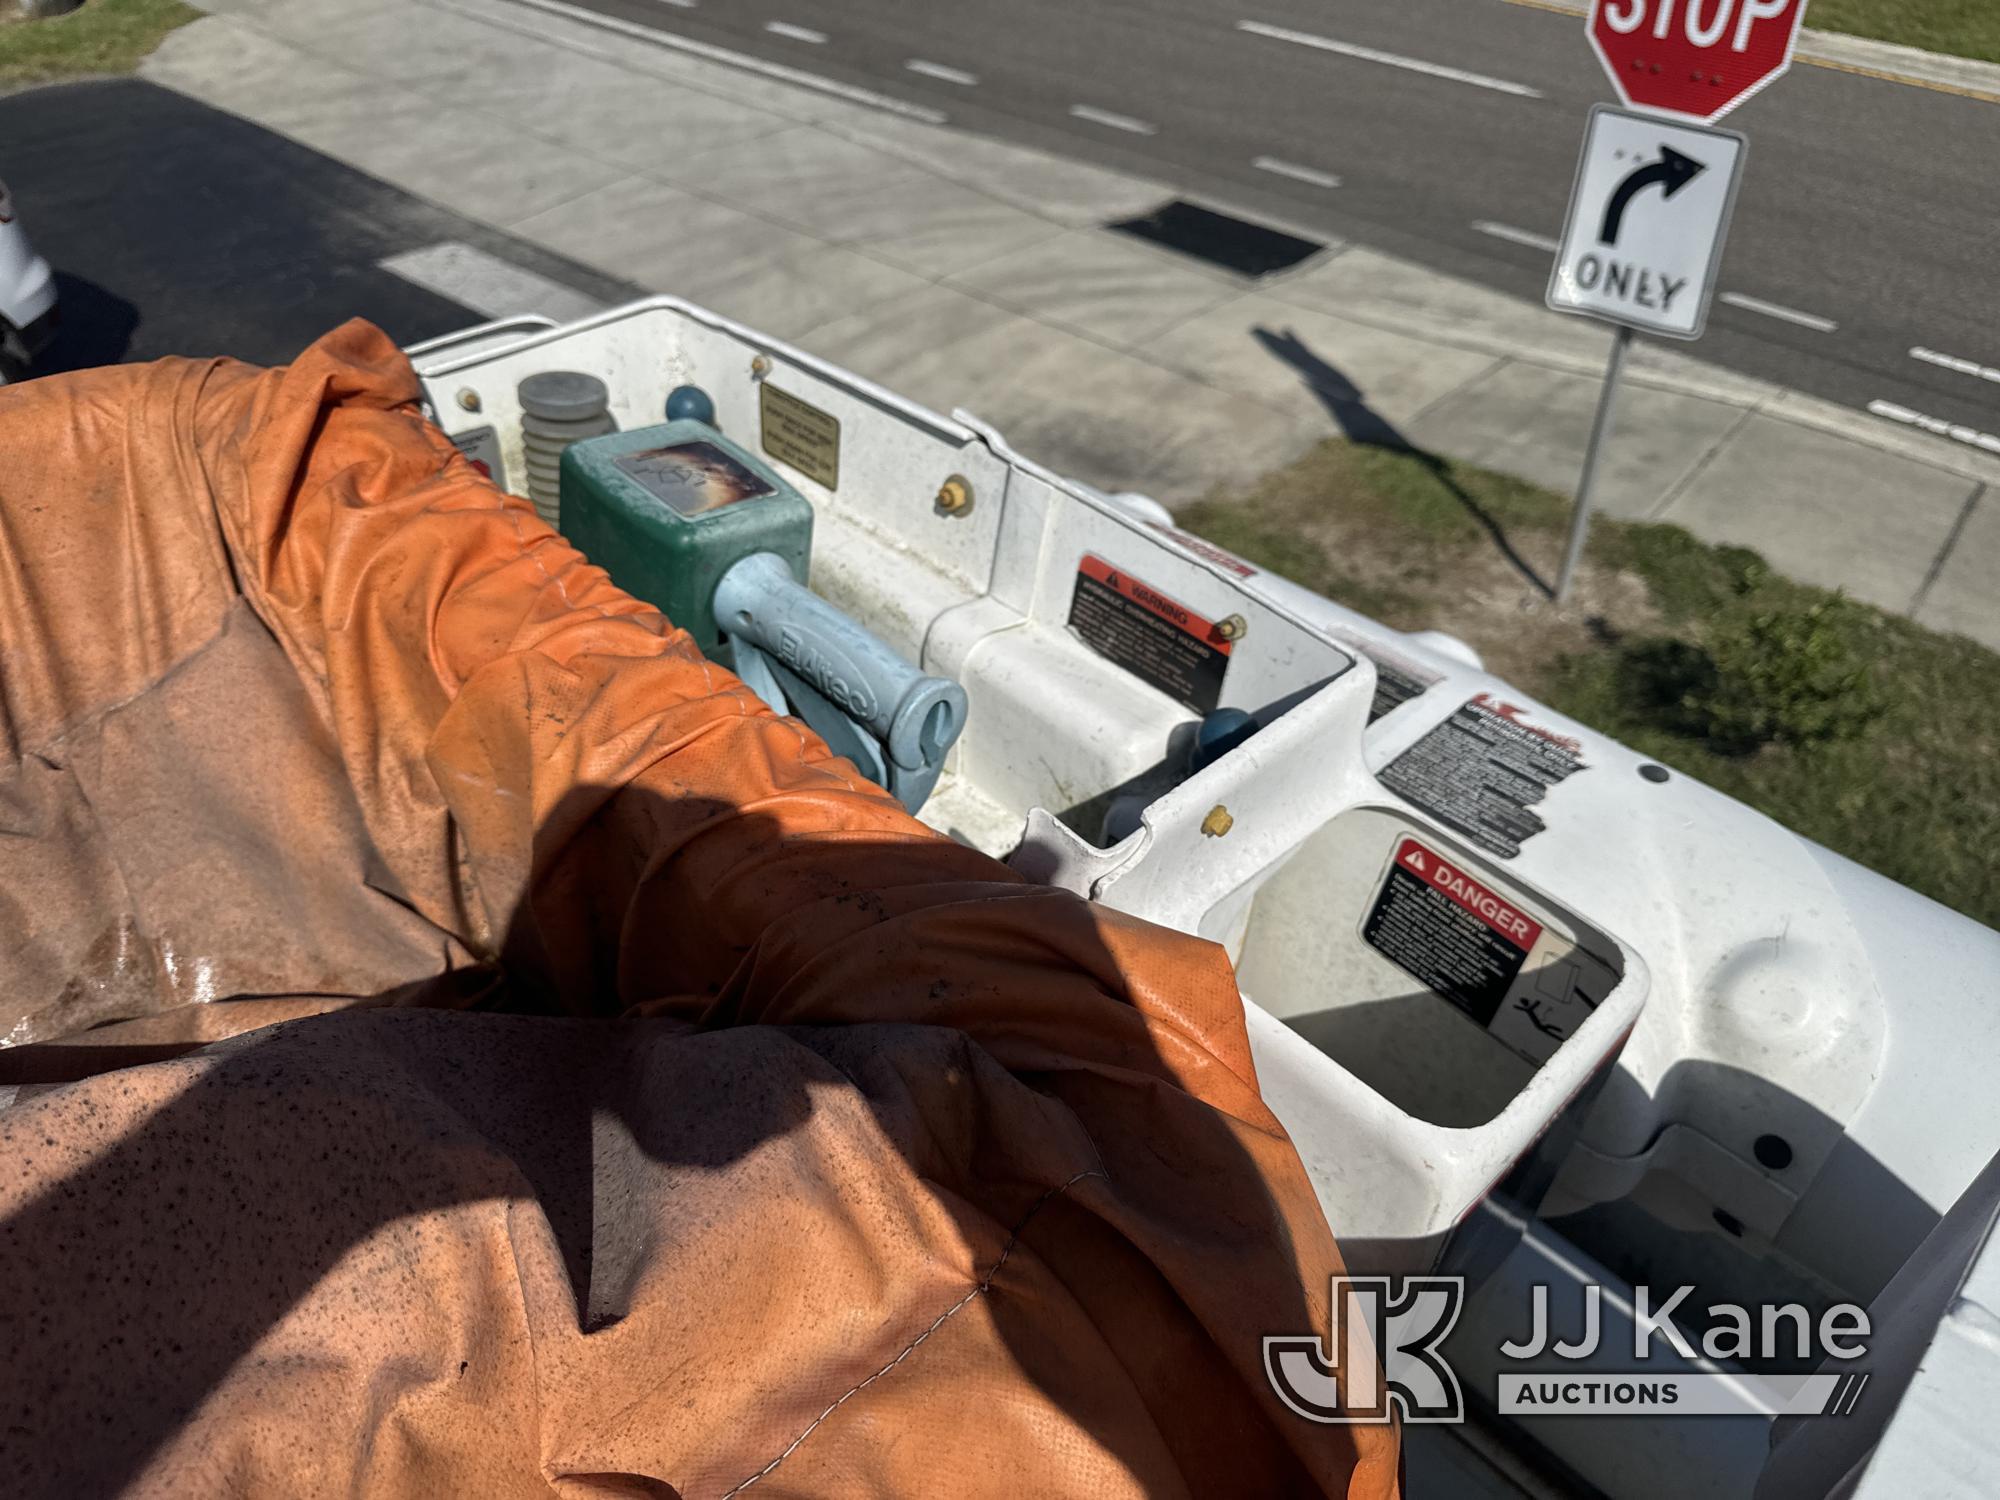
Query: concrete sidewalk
145 0 1997 649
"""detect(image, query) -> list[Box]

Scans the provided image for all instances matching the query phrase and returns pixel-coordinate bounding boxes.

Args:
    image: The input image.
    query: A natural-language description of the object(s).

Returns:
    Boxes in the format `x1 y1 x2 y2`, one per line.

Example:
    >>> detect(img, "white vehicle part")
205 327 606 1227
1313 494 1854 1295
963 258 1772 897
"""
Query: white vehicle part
415 299 1651 1273
416 297 2000 1490
0 180 57 357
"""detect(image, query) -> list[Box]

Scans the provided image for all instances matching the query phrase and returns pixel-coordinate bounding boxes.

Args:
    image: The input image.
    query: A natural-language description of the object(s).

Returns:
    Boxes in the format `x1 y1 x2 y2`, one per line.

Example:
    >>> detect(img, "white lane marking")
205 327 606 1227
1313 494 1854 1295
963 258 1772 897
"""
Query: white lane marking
1868 399 2000 455
485 0 949 125
1237 19 1544 98
1472 219 1560 253
1467 229 1843 334
1069 103 1158 135
1719 292 1837 332
764 20 827 43
378 242 603 323
1253 155 1341 189
906 59 978 86
648 0 696 8
1911 346 2000 385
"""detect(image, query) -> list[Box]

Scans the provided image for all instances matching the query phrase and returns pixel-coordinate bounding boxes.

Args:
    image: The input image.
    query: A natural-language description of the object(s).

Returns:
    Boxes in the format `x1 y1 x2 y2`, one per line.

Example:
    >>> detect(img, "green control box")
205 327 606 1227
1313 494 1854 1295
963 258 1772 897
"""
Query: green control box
558 420 813 657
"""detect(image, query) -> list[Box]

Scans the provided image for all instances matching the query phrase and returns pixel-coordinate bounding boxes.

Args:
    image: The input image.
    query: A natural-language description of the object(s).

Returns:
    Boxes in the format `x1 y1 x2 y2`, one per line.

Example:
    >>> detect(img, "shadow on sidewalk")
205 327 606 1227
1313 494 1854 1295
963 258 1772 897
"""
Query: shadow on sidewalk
1254 326 1553 598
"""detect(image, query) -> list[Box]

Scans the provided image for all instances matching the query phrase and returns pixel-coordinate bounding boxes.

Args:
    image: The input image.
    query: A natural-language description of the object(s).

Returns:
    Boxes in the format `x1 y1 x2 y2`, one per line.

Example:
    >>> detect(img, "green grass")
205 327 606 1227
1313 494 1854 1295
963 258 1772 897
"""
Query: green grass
0 0 197 88
1807 0 2000 65
1182 439 2000 930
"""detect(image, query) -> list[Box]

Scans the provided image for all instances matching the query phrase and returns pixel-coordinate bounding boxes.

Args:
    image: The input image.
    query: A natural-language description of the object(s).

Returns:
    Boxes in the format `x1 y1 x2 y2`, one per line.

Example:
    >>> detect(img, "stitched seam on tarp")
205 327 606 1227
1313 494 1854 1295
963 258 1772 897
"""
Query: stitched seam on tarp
718 1167 1106 1497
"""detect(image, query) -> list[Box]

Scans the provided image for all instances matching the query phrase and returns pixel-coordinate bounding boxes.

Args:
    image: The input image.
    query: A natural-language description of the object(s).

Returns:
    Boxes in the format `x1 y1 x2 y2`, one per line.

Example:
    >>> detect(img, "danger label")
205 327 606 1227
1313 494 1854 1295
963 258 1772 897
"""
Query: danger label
1365 838 1542 1029
1068 554 1232 713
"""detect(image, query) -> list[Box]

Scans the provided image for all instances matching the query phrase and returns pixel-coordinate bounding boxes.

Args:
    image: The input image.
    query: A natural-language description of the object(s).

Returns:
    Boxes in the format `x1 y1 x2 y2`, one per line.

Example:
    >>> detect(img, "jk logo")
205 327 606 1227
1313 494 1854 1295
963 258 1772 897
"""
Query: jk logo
1264 1277 1466 1424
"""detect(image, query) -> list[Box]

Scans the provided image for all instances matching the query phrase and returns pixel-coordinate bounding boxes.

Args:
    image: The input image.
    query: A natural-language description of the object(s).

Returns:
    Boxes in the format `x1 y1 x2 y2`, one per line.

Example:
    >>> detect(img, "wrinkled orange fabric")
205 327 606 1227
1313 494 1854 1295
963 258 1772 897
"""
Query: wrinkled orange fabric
0 324 1400 1499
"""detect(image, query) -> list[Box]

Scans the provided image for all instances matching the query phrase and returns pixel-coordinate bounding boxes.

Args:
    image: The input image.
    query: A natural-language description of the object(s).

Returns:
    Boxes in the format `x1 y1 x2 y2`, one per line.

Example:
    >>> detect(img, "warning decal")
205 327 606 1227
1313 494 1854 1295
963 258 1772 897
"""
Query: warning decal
1379 695 1587 858
1068 554 1232 713
451 425 506 492
1146 521 1260 579
1365 838 1542 1028
1367 658 1432 725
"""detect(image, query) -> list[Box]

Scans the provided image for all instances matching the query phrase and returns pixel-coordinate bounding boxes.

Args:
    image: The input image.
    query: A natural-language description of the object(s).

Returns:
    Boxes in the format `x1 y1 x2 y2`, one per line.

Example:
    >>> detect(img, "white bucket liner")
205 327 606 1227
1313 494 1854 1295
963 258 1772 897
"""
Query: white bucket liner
415 297 2000 1294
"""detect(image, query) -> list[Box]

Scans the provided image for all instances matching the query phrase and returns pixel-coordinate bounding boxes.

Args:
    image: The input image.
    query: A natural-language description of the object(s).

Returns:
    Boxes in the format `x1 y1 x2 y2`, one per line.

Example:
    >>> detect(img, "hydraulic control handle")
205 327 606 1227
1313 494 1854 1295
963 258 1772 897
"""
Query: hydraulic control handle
714 551 967 809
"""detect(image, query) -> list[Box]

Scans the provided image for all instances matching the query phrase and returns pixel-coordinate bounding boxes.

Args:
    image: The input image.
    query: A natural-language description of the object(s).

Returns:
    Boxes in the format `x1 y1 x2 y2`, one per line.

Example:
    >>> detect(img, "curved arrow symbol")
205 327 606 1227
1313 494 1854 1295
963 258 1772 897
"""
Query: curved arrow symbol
1599 146 1706 247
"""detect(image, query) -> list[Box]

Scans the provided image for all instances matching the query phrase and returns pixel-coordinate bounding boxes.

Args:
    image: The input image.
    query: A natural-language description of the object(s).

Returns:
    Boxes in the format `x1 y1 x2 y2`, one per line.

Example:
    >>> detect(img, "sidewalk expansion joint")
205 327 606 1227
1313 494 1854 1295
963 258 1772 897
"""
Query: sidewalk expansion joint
1910 483 1986 615
1647 403 1760 522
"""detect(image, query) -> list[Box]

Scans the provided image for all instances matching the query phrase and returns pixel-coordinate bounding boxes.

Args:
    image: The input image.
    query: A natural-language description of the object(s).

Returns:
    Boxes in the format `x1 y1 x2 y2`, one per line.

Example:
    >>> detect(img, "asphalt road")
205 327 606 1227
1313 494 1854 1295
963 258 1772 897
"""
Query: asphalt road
569 0 2000 452
0 78 629 374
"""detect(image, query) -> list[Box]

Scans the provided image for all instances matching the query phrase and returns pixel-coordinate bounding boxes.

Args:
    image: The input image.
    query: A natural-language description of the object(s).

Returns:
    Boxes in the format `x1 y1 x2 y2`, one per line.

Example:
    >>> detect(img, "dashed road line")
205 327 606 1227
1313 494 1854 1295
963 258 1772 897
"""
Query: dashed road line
1252 155 1342 189
1472 225 1842 334
1911 346 2000 385
492 0 949 125
1069 103 1158 135
764 20 827 44
1238 19 1544 98
1472 219 1560 253
905 59 979 86
1719 292 1838 332
1868 399 2000 455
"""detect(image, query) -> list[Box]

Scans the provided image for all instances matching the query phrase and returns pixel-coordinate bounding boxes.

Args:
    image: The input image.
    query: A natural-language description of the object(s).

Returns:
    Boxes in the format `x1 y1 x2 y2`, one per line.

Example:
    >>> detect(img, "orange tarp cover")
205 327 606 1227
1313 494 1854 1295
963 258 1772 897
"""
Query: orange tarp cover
0 325 1399 1498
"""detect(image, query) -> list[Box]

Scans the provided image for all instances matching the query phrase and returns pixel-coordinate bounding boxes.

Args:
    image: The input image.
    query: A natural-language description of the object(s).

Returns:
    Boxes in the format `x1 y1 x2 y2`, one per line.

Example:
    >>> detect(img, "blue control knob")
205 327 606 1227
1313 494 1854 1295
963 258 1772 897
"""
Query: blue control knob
665 384 717 426
1190 707 1257 772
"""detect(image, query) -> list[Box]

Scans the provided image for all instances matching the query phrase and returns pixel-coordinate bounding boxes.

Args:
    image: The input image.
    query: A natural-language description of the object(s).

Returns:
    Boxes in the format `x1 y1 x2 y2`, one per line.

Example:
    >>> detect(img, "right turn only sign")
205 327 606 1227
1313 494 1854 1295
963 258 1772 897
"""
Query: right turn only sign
1548 104 1747 340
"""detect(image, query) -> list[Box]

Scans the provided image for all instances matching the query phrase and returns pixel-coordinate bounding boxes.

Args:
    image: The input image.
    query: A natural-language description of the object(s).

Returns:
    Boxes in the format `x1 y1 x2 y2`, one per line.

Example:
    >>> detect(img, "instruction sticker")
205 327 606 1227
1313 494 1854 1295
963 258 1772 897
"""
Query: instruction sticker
759 383 840 491
1068 554 1232 713
615 439 775 517
451 425 506 492
1364 836 1609 1065
1379 694 1587 858
1366 657 1433 725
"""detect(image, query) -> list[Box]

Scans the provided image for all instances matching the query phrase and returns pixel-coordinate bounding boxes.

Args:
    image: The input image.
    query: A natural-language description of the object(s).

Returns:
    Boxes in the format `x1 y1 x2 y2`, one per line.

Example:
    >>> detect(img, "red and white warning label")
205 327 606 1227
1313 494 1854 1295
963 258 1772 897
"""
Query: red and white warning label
1365 838 1541 1032
1362 835 1610 1064
451 425 506 490
1068 554 1233 713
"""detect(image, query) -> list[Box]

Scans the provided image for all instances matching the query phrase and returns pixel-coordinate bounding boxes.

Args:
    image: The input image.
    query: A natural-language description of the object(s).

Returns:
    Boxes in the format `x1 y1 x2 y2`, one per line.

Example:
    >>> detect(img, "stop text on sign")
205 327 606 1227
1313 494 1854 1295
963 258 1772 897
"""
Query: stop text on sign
1588 0 1808 123
1600 0 1792 51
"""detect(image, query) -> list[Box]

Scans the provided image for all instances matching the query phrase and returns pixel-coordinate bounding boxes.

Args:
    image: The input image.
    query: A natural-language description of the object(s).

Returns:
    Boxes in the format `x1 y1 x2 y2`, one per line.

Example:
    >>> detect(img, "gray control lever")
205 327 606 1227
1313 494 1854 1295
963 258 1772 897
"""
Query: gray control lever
713 552 968 813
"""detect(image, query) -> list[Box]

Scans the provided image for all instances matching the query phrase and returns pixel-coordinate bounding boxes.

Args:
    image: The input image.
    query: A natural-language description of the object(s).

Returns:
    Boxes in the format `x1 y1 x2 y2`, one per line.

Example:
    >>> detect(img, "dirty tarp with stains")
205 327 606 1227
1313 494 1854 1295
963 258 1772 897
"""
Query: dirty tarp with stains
0 324 1400 1499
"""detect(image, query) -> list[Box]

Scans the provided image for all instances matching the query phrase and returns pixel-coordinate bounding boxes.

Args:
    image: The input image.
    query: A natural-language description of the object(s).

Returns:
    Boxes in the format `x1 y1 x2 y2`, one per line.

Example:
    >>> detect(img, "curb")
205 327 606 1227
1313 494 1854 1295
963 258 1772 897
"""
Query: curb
1800 28 2000 104
175 0 2000 496
456 0 2000 492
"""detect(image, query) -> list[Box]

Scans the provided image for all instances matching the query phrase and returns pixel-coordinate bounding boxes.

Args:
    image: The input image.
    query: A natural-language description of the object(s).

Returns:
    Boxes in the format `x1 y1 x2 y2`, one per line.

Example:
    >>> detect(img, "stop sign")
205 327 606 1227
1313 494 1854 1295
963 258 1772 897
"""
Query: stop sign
1588 0 1809 123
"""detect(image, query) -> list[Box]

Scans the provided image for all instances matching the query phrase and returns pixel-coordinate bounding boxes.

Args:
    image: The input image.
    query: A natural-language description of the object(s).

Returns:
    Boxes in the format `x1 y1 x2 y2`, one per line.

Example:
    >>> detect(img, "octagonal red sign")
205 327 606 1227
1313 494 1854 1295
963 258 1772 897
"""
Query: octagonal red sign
1588 0 1810 123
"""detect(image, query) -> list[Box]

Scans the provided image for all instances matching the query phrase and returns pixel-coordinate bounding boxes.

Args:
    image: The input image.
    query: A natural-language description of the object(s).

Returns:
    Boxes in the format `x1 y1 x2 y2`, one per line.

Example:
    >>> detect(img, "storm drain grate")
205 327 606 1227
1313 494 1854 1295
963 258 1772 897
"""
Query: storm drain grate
1107 199 1324 277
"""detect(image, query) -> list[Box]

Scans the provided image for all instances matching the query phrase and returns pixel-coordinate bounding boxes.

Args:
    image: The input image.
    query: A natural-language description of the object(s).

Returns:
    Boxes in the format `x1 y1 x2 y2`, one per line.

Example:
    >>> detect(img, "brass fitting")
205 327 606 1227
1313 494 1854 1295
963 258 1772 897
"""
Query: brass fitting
934 474 975 517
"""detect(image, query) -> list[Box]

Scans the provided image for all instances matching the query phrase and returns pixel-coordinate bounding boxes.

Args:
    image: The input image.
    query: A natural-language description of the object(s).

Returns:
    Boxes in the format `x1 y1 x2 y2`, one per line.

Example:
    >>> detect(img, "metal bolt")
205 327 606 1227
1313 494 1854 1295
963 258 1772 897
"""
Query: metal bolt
1212 613 1248 643
750 354 773 380
934 474 975 517
456 388 482 412
1200 804 1234 838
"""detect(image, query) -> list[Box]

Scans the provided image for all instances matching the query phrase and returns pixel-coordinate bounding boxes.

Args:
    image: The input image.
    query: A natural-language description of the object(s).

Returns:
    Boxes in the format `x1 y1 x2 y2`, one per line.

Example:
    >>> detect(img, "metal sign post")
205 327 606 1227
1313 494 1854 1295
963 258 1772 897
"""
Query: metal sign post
1547 105 1748 603
1556 325 1633 603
